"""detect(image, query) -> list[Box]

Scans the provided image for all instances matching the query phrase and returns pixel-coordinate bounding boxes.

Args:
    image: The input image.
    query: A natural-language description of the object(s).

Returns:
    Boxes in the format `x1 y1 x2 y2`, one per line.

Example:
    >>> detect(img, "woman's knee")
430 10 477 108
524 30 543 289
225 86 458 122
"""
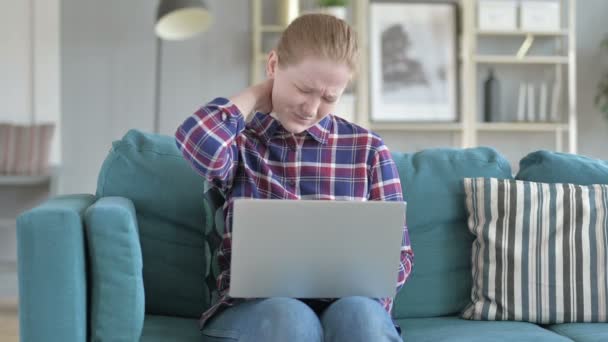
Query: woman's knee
321 296 401 342
250 298 322 341
324 296 385 319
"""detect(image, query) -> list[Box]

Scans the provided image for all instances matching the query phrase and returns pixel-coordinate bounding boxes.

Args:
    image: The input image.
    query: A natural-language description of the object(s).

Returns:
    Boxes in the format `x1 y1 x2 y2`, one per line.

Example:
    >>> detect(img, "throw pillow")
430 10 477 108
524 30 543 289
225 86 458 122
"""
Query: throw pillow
461 177 608 324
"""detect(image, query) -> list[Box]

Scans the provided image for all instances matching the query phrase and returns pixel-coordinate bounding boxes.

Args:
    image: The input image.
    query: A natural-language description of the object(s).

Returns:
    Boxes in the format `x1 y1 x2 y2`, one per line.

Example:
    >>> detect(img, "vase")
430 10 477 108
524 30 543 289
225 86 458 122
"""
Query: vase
320 6 347 20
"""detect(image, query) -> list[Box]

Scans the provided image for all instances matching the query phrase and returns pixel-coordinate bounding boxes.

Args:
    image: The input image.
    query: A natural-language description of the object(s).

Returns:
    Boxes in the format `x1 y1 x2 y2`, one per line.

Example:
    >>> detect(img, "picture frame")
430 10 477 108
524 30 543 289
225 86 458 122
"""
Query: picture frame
369 2 458 122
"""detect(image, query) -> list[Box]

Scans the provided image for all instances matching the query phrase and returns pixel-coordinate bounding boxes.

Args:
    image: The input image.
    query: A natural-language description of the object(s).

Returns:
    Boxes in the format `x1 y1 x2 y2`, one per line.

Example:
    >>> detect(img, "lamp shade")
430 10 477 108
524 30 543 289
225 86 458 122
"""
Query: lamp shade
155 0 211 40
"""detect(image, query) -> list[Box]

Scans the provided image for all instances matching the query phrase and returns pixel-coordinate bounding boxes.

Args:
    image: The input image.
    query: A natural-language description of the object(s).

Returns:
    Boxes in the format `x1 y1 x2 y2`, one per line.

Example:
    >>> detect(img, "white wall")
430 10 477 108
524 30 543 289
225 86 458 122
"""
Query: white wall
0 0 60 272
574 0 608 161
0 0 61 166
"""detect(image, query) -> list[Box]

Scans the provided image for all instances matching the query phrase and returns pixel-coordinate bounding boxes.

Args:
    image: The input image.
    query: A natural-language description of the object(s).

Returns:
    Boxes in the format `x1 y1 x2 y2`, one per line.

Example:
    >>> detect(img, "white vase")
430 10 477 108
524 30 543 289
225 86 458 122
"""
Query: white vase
321 6 347 20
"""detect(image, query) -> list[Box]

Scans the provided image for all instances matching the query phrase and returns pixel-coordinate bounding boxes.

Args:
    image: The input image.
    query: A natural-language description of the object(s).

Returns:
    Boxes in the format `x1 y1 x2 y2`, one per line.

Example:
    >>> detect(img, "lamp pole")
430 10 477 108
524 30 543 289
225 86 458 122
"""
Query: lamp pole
154 37 163 134
153 0 212 133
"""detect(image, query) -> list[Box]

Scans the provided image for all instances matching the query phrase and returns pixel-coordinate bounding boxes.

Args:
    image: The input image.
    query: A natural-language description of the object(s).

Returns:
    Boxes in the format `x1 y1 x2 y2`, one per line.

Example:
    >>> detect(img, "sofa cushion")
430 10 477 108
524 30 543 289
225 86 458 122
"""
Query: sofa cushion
517 150 608 185
84 197 145 341
390 147 512 319
398 316 573 341
140 315 201 342
546 323 608 342
461 177 608 323
96 129 225 318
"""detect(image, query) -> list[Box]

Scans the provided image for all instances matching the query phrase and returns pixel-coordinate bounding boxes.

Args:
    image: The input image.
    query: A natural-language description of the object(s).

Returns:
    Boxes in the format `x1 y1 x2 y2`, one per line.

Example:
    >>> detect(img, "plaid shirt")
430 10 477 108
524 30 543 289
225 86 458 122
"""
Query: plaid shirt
175 97 414 330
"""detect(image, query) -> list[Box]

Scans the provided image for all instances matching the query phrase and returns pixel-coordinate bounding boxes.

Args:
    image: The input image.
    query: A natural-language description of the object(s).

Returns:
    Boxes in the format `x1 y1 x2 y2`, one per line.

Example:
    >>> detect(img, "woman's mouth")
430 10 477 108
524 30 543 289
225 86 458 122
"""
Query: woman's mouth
294 113 313 123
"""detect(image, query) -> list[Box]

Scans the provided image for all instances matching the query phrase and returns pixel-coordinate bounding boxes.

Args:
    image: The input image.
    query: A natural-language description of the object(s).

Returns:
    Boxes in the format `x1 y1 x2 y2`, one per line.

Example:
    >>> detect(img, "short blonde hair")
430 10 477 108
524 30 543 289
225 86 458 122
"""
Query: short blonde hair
276 13 358 71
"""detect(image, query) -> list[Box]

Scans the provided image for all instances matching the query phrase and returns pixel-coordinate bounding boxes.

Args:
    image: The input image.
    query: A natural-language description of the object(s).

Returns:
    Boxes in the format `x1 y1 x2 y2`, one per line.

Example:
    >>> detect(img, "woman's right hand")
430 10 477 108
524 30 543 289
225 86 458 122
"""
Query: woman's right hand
229 78 274 116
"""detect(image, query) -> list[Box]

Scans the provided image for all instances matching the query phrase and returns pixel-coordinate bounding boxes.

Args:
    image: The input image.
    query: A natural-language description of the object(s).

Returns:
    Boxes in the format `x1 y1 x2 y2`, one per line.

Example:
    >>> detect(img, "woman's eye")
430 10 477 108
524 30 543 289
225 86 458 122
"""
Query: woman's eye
298 87 311 94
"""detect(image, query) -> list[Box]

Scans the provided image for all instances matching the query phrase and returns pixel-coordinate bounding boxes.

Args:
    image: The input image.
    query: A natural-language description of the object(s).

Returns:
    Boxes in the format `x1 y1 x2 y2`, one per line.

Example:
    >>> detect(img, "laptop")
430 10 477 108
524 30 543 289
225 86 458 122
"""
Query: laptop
229 198 406 299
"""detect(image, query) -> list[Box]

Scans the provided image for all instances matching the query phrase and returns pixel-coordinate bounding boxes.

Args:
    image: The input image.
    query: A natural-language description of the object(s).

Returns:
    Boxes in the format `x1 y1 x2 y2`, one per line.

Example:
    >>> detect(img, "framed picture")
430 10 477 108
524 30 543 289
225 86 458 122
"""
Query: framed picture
369 2 458 122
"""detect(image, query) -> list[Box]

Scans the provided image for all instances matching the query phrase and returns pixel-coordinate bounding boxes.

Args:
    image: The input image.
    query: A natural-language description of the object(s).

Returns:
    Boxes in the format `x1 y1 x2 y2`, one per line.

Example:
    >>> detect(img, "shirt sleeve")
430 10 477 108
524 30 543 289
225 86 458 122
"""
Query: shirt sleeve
175 97 245 192
368 142 414 315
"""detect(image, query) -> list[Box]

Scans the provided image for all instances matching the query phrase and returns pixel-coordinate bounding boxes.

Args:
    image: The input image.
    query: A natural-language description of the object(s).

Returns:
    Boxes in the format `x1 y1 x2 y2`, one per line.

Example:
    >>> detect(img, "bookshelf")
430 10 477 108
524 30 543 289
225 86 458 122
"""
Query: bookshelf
461 0 577 153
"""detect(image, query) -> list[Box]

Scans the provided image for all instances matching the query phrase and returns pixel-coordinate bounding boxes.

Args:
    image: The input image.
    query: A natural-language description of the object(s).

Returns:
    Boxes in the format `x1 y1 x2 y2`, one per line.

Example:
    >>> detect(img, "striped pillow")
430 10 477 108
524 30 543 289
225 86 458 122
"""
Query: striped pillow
461 177 608 324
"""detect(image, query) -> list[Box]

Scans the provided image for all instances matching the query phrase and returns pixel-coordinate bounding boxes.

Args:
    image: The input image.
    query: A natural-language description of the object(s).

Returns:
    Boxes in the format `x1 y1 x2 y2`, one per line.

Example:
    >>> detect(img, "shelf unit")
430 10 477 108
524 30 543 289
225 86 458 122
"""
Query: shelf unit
251 0 281 84
461 0 577 153
474 55 569 64
250 0 577 153
251 0 299 85
476 29 568 37
0 174 51 186
369 122 463 132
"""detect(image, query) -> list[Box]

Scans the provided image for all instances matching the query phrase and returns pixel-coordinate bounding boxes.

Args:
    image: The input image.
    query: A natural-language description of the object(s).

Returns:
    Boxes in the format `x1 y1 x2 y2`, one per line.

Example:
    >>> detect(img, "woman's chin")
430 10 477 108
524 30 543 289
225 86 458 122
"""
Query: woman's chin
283 124 307 134
280 119 310 134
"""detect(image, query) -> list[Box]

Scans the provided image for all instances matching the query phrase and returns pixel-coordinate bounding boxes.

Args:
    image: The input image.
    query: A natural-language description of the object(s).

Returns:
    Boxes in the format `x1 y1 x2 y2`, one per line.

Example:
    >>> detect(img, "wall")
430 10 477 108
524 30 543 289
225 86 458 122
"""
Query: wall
574 0 608 160
58 0 607 194
0 0 60 291
0 0 61 165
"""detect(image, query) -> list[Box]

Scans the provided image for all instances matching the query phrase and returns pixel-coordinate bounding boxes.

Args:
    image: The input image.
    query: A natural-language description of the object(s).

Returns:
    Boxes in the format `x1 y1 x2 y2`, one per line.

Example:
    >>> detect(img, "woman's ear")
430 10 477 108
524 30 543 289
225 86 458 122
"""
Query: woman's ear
266 50 278 79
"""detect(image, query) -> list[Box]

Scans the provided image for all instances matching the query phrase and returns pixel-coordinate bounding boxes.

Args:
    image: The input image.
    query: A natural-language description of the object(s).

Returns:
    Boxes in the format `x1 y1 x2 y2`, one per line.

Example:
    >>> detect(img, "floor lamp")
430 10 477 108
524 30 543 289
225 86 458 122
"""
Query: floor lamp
154 0 212 133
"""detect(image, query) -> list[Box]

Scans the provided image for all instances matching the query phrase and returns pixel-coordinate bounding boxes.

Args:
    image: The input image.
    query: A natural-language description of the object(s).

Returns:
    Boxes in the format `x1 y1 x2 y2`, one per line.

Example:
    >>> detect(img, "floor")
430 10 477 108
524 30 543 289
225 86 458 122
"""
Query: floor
1 183 46 341
0 298 18 342
0 261 19 341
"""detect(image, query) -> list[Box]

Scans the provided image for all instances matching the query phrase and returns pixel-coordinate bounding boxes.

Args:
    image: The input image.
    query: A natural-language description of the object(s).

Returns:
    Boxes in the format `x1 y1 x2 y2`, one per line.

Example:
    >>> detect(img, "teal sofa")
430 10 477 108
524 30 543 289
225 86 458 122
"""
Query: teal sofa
16 129 608 341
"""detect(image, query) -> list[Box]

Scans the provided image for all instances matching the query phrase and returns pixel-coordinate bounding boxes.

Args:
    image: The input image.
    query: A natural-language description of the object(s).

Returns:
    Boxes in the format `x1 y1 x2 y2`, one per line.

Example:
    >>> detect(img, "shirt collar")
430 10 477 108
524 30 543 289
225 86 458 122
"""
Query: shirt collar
247 112 331 145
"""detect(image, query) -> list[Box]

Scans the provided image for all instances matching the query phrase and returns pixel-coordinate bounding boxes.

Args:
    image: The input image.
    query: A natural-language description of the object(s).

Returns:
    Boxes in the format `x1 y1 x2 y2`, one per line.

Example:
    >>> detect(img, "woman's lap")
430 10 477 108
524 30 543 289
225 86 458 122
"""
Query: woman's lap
200 296 402 342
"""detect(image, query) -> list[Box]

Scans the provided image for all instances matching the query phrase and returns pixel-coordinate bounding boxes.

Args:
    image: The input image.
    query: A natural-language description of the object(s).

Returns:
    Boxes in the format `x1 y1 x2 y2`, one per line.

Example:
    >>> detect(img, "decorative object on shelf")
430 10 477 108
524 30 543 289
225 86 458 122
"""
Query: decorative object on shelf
483 68 501 122
478 0 518 31
515 34 535 59
279 0 300 26
0 123 55 176
369 2 458 122
595 35 608 121
520 0 561 32
153 0 212 133
317 0 348 20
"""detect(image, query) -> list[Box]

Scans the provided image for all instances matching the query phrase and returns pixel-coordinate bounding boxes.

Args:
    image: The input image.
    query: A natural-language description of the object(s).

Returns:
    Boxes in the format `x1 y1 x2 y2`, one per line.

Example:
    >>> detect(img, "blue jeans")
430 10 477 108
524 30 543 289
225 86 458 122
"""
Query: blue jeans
201 296 403 342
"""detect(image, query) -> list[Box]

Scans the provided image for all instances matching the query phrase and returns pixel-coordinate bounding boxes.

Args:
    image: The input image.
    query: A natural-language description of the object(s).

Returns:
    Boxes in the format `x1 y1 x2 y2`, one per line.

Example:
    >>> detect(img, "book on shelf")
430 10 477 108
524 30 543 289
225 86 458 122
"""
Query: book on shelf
539 82 548 122
516 80 561 123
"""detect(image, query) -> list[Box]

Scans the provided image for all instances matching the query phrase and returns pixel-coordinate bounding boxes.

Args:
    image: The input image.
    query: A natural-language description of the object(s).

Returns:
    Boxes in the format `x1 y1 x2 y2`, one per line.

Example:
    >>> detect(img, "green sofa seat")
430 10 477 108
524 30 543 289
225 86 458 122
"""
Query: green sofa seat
398 316 573 341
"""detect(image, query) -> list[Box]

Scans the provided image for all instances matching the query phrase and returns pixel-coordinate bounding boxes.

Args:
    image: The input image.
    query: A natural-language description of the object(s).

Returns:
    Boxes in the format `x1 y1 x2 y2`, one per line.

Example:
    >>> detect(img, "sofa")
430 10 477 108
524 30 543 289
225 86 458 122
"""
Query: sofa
16 129 608 341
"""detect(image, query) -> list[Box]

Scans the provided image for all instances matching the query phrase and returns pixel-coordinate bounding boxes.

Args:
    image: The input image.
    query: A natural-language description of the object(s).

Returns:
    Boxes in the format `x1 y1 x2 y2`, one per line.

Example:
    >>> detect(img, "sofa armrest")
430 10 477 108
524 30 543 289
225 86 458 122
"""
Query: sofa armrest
83 196 145 341
16 194 96 342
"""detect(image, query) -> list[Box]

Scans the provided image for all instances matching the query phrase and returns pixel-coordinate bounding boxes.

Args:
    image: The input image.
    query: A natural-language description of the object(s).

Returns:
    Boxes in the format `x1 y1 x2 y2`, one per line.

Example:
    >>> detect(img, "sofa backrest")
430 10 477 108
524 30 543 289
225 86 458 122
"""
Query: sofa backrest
96 129 223 318
390 147 513 319
97 129 516 320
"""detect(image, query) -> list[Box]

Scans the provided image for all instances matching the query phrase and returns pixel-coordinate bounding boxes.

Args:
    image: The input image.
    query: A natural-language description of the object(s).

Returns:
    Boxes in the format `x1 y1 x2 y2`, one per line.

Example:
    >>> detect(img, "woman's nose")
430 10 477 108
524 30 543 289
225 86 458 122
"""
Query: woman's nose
302 97 321 117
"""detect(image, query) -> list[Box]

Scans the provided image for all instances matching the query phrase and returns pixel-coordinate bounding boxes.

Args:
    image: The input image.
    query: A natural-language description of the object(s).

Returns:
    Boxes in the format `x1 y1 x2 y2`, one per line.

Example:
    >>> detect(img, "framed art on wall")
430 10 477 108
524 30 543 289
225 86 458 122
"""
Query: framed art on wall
369 2 458 122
